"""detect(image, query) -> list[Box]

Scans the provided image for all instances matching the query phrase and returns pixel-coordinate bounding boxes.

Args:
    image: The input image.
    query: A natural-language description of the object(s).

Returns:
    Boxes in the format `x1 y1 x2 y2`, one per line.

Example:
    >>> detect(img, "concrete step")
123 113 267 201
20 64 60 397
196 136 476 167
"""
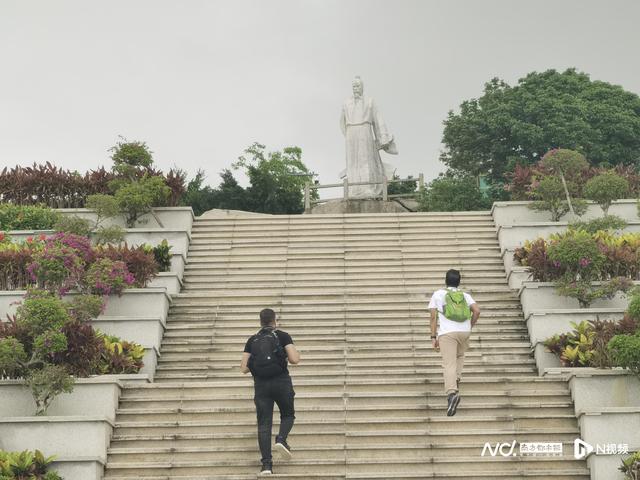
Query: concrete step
107 439 578 462
113 402 574 425
150 370 538 382
118 390 569 410
124 377 571 395
164 323 528 334
103 455 586 477
112 414 579 437
158 345 534 356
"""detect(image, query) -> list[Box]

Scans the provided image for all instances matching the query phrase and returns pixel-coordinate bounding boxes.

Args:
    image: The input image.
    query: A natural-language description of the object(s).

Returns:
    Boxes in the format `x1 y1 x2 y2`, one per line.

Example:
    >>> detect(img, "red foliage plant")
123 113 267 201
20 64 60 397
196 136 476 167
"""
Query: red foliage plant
0 163 185 207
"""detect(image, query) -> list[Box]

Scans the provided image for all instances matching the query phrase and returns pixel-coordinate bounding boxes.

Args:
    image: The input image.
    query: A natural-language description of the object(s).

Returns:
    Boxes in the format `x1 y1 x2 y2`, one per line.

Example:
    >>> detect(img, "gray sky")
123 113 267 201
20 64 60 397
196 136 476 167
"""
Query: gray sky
1 0 640 191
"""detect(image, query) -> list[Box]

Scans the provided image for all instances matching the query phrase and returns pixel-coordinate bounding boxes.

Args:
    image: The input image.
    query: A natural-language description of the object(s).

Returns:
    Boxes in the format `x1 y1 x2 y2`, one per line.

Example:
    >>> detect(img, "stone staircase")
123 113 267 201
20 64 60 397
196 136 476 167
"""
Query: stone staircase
104 212 590 479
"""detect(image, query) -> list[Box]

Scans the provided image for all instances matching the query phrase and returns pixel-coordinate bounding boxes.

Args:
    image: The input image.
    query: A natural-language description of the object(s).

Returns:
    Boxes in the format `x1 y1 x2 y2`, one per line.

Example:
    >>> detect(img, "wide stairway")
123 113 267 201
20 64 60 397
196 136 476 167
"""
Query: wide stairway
104 212 590 480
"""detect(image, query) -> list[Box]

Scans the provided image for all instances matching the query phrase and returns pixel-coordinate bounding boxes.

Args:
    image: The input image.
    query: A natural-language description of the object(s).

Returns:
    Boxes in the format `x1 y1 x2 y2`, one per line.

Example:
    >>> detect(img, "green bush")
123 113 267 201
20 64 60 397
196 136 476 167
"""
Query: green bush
0 204 60 231
67 294 105 322
608 332 640 375
16 293 72 335
53 215 93 236
86 194 120 224
547 229 604 277
627 293 640 321
619 450 640 479
25 364 74 416
152 239 172 272
0 337 27 378
541 148 589 176
114 176 171 227
569 215 627 234
0 449 62 479
418 175 491 212
528 176 587 221
556 277 633 309
584 172 629 214
94 225 126 245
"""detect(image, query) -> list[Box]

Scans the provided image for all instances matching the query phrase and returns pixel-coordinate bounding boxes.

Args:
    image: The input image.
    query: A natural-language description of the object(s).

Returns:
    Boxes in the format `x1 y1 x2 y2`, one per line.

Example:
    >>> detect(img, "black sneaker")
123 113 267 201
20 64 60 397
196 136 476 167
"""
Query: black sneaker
275 436 292 460
447 391 461 417
260 462 273 475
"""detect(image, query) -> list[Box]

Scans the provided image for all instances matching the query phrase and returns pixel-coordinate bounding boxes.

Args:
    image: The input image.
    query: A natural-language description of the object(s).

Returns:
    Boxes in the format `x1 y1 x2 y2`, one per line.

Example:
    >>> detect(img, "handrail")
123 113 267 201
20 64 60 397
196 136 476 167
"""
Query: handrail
304 174 424 209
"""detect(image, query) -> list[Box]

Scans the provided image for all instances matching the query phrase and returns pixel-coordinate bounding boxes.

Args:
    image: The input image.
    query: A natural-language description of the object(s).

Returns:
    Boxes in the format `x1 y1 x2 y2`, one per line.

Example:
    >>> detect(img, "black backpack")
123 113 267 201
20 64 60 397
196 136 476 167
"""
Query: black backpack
248 328 287 379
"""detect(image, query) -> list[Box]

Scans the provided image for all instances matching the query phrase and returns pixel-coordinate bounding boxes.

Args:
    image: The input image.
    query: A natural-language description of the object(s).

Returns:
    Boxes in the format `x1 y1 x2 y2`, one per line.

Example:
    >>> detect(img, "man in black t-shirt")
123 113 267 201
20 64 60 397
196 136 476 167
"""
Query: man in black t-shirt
241 308 300 476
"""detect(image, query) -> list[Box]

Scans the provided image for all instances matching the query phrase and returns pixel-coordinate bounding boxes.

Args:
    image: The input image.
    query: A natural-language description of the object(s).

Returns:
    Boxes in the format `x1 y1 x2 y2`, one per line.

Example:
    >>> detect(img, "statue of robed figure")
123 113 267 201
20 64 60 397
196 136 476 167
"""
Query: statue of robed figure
340 76 398 198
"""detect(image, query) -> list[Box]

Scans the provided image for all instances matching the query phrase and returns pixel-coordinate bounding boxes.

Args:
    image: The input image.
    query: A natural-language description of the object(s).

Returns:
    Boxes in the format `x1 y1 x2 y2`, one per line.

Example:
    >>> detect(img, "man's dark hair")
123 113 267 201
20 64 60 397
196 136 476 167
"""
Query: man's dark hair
445 269 461 287
260 308 276 327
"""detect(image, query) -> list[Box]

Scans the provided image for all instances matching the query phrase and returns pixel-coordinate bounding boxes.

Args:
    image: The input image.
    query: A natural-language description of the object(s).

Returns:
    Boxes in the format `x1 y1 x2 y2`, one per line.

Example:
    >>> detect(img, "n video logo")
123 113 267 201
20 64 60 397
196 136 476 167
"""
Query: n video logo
574 439 594 459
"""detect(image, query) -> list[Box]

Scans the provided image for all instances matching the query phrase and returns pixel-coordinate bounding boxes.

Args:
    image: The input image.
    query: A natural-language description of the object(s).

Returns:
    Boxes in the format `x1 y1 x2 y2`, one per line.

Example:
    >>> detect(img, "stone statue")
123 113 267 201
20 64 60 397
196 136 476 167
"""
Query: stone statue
340 76 398 198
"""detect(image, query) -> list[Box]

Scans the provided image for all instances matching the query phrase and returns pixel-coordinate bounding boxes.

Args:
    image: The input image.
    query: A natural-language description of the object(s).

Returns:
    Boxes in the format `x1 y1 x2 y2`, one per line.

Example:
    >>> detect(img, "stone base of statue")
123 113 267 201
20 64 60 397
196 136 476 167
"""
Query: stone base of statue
306 199 412 215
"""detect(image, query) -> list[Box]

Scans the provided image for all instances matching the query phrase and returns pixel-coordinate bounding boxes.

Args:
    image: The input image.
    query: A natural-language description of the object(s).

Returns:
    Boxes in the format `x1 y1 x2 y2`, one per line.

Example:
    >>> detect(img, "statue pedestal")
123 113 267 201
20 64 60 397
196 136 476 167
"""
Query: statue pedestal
306 199 412 214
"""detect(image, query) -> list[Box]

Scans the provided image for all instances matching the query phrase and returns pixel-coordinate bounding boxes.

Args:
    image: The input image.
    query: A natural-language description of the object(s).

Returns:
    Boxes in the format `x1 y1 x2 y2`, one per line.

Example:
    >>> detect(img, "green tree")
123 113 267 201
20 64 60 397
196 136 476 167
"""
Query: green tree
584 171 630 214
387 174 417 196
109 136 154 180
181 169 248 216
233 143 314 214
441 69 640 183
418 173 491 212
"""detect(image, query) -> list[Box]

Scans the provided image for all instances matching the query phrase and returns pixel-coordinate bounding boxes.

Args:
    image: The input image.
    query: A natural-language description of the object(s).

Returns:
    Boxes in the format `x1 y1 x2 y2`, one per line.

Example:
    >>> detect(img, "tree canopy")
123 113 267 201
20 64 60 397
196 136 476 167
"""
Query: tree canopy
440 69 640 183
181 143 314 216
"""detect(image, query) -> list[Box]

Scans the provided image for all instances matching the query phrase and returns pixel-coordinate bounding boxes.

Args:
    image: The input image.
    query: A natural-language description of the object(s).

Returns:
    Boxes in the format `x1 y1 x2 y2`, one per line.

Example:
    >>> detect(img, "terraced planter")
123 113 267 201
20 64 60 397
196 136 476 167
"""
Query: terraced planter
543 368 640 479
491 199 639 229
497 221 640 254
526 308 626 374
0 416 113 480
501 248 517 279
0 288 171 319
148 271 183 295
170 252 186 280
519 281 634 320
0 289 169 378
578 408 640 480
5 229 191 257
0 376 137 421
57 206 194 233
507 266 531 290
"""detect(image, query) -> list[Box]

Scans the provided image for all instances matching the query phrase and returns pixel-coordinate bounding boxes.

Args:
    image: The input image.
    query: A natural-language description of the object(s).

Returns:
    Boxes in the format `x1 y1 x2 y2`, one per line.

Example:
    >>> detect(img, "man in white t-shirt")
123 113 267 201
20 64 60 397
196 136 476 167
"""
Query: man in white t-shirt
428 269 480 416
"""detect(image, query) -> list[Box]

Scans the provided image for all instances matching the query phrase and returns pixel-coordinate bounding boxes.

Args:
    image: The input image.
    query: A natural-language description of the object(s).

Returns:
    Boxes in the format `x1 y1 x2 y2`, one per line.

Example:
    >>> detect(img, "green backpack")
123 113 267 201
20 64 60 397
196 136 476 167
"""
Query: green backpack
442 290 471 322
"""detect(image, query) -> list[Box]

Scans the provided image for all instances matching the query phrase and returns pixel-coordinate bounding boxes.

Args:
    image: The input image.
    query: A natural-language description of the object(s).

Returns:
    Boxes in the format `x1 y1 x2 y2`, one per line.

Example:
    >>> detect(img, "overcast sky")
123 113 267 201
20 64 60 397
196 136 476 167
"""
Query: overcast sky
1 0 640 191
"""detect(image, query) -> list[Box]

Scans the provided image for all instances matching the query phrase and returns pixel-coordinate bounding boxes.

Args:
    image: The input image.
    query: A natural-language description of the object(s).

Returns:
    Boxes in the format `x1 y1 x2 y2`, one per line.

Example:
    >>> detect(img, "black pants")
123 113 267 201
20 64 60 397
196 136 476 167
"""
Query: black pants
254 373 296 464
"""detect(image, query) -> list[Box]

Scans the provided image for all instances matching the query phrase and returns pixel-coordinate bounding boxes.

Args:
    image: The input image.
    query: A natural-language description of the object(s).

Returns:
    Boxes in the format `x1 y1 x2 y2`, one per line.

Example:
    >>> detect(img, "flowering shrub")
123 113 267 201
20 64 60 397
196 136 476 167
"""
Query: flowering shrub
45 232 94 262
515 230 640 282
0 234 162 292
95 244 158 287
516 229 639 307
82 258 134 296
27 242 85 295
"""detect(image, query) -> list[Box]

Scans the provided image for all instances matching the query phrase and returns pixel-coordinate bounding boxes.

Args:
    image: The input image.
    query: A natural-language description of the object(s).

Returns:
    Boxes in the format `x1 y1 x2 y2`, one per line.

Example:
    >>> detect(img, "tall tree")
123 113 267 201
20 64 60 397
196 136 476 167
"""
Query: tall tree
234 143 313 214
441 69 640 183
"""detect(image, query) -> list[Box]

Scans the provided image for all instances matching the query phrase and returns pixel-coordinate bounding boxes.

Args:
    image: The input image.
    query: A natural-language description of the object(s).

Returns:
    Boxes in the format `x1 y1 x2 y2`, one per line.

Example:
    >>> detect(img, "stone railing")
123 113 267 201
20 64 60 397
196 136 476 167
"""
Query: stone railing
303 174 424 210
